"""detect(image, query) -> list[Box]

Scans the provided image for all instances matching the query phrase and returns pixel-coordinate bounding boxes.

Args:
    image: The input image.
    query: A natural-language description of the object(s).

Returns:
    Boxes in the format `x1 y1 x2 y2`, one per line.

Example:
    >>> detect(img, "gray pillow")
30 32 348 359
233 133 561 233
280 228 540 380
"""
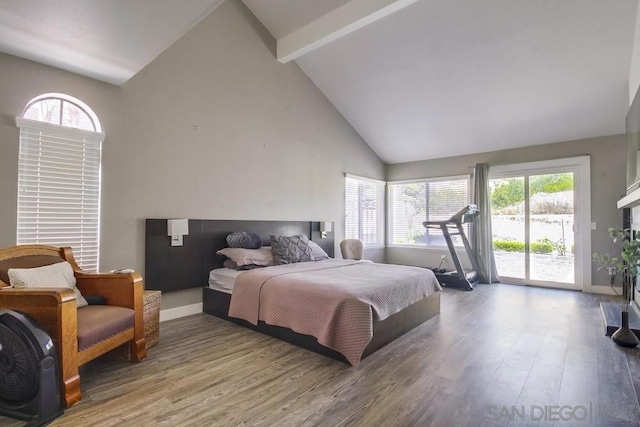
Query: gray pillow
226 232 262 249
270 234 314 265
223 259 265 271
308 240 330 260
223 259 238 269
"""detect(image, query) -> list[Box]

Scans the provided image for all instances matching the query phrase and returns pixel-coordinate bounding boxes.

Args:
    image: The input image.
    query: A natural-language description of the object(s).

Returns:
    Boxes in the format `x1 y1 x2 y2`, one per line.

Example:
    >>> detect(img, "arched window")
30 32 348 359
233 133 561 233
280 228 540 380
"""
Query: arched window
16 93 104 271
22 93 102 132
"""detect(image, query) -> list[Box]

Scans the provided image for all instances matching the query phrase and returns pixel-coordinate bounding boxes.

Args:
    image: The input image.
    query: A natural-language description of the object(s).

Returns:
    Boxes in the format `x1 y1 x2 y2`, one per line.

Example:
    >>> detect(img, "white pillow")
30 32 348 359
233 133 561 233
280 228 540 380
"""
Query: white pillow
216 246 273 267
308 240 330 260
8 261 88 308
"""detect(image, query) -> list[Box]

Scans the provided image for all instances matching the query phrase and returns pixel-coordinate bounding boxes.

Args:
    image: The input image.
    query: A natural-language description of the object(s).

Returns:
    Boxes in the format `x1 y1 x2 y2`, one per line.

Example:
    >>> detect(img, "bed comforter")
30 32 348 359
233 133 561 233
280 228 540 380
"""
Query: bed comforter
228 259 441 366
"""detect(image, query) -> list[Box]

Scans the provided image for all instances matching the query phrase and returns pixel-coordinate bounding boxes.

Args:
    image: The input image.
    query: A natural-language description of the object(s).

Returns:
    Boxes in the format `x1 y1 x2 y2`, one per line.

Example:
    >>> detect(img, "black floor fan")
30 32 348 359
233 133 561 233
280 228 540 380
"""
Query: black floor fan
0 309 64 426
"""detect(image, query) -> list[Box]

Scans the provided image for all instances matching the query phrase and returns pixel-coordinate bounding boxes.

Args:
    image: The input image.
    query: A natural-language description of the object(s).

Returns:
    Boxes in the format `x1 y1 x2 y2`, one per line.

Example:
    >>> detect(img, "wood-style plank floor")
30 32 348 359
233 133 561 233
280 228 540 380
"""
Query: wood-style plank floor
2 284 640 426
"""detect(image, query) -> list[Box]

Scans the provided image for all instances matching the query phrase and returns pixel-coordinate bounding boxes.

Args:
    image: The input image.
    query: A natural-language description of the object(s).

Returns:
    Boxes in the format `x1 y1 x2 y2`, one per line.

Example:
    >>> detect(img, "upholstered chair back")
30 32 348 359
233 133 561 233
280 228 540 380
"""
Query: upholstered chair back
340 239 363 260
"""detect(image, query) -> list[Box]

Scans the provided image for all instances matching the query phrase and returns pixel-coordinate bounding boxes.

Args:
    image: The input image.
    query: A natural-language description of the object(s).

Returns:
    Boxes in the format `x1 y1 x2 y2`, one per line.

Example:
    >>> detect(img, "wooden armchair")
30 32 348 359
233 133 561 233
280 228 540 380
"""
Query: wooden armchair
0 245 146 408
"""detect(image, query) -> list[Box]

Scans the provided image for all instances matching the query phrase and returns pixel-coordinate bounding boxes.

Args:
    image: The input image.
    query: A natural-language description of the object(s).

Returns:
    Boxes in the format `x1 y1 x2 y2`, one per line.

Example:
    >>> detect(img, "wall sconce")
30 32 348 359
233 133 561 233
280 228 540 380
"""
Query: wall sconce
167 219 189 246
320 221 332 239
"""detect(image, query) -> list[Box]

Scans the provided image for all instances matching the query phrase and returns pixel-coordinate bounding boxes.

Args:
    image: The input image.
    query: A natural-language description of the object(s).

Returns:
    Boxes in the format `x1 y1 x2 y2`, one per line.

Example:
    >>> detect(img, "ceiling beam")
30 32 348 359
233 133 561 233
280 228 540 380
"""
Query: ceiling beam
277 0 420 63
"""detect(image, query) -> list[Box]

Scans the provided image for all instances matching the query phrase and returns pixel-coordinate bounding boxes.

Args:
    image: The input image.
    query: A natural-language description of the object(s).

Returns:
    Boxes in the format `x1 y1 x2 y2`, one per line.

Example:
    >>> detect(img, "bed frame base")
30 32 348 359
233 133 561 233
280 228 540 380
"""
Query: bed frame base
202 287 440 364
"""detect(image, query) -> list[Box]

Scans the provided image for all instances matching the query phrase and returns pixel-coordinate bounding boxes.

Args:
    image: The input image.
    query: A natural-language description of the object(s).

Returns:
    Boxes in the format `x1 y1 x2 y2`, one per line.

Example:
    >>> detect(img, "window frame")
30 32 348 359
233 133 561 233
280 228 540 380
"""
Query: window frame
22 92 101 132
387 174 471 249
344 173 386 248
16 94 104 272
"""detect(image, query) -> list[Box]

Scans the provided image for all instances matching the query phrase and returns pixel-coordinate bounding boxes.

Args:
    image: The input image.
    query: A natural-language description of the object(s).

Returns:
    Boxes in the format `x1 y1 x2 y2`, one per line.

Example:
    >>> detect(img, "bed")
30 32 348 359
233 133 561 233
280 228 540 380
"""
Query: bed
206 259 441 365
145 219 441 365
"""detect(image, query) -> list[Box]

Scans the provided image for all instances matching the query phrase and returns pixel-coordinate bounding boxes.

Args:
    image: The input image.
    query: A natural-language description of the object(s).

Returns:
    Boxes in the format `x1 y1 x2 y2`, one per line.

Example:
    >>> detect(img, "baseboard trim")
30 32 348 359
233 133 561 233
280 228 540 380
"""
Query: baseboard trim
160 303 203 322
591 285 622 296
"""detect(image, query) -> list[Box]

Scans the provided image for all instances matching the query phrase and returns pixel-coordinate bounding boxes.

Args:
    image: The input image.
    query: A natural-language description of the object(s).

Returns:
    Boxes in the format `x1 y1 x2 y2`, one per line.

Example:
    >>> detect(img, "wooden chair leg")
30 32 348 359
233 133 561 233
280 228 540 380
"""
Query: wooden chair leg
130 338 147 362
62 374 81 408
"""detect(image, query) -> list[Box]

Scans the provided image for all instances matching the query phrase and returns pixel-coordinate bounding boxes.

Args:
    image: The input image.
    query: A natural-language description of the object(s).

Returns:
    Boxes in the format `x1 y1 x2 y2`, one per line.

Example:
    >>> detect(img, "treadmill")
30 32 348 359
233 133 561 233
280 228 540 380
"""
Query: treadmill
423 204 481 291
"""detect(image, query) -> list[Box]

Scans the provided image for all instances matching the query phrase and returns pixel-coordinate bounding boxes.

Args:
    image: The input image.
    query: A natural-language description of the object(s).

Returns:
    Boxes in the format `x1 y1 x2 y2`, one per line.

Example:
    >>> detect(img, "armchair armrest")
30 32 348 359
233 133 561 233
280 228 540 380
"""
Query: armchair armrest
0 287 78 343
0 288 77 338
74 272 144 310
0 287 81 405
0 287 76 305
60 247 144 310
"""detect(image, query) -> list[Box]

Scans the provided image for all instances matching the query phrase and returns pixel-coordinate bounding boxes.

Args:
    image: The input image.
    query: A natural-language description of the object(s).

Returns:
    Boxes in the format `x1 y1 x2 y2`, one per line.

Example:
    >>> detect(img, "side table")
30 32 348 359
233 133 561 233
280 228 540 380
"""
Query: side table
144 290 161 348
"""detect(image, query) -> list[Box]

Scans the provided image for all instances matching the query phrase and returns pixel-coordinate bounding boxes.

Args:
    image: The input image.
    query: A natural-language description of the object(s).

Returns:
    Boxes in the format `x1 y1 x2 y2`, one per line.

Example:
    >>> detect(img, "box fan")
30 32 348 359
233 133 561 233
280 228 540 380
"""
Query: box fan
0 309 63 426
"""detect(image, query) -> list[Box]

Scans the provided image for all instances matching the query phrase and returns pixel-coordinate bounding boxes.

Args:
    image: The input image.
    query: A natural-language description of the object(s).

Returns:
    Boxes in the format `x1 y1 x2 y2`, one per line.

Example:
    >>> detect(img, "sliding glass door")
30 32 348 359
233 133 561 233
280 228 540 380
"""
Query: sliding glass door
490 176 526 280
489 157 591 291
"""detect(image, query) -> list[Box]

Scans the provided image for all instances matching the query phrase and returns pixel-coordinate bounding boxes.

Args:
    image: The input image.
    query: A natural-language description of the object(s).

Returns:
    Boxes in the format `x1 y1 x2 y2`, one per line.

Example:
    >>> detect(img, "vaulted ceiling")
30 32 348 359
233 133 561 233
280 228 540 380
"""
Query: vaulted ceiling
0 0 225 85
0 0 637 163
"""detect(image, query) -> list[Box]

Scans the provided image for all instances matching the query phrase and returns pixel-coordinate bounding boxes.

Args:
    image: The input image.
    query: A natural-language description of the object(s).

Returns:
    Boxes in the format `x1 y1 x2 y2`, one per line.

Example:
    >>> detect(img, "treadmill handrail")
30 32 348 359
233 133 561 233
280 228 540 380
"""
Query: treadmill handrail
422 204 478 227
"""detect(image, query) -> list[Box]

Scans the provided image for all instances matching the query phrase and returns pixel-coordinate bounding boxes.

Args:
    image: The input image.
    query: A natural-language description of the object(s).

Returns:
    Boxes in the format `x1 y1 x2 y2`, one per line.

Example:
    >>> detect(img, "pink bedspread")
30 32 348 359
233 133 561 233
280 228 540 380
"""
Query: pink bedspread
228 259 441 366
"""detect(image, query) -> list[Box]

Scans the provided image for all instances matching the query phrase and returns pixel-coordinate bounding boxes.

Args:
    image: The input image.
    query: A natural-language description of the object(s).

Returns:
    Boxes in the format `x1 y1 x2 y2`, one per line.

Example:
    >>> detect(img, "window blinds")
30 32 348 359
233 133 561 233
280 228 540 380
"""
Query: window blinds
16 118 104 271
345 175 385 245
389 177 469 246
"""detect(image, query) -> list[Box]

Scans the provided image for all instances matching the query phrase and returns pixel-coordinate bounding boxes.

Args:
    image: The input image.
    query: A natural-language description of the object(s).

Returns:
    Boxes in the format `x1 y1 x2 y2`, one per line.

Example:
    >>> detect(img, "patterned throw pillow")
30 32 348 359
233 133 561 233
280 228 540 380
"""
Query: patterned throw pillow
270 234 315 265
226 232 262 249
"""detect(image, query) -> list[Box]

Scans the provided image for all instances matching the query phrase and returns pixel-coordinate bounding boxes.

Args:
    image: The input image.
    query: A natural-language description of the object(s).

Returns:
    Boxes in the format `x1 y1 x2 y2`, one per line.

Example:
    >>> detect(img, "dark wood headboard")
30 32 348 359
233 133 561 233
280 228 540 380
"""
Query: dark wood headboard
145 219 334 292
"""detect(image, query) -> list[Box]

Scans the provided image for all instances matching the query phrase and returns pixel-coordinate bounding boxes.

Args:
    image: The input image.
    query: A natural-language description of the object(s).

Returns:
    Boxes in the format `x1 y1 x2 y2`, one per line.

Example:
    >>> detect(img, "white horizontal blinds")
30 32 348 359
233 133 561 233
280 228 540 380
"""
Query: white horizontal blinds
345 177 360 240
425 179 469 245
389 177 469 246
389 182 427 245
345 175 385 245
16 118 104 271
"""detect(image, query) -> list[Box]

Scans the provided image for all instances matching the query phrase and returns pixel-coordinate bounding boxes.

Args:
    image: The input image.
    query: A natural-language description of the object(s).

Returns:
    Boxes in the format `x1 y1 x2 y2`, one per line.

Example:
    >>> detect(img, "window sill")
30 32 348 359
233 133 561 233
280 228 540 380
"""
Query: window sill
363 244 386 250
387 244 462 251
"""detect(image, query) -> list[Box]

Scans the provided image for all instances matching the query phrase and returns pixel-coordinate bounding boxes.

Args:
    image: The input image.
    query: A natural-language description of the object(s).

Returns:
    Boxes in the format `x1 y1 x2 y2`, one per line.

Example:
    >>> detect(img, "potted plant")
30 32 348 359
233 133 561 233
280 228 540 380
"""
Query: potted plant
593 227 640 347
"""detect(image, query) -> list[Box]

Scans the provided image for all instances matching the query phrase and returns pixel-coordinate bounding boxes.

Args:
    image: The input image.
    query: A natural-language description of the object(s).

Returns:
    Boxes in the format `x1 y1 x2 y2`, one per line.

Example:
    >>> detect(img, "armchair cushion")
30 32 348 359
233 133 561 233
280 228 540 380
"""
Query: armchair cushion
77 306 135 351
8 261 88 308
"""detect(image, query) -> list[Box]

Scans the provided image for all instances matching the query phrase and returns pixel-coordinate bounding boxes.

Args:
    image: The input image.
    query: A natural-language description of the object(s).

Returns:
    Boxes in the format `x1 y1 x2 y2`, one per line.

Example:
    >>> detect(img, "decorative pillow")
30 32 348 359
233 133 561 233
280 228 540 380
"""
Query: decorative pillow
223 259 265 271
223 259 238 269
84 295 106 305
226 232 262 249
216 247 273 267
240 264 265 271
308 240 330 260
8 261 88 308
270 234 314 265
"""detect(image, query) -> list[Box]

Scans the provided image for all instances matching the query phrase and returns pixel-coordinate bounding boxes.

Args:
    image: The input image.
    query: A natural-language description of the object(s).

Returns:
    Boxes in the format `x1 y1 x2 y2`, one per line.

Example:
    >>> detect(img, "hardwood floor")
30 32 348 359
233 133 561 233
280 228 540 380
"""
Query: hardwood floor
2 284 640 426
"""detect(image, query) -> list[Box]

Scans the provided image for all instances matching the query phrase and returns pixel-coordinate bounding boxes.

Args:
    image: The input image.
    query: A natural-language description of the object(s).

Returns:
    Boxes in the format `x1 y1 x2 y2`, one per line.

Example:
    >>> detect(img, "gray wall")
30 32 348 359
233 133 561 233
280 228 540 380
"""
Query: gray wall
385 134 626 289
103 0 384 309
0 0 384 310
629 1 640 103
